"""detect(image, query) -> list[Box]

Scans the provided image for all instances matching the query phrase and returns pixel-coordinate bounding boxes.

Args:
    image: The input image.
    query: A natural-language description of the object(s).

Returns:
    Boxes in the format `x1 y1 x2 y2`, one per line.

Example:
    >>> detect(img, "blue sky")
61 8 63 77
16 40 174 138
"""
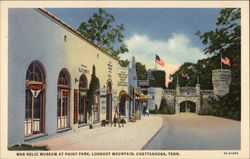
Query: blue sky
47 8 221 83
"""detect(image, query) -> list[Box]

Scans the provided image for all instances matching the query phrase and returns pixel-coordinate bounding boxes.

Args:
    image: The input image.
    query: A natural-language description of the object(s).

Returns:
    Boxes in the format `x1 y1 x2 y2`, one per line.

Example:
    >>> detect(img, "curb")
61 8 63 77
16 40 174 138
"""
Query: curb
141 116 165 150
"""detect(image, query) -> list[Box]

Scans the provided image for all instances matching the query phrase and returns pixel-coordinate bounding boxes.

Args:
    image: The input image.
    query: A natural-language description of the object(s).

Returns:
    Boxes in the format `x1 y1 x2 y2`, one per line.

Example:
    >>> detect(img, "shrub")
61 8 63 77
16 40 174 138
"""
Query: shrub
158 97 175 114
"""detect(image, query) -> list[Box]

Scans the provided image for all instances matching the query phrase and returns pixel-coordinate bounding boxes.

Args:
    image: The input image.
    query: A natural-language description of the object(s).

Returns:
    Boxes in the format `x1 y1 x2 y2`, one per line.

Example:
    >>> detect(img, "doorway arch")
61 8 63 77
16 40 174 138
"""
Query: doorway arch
119 90 128 116
180 101 196 113
175 96 200 114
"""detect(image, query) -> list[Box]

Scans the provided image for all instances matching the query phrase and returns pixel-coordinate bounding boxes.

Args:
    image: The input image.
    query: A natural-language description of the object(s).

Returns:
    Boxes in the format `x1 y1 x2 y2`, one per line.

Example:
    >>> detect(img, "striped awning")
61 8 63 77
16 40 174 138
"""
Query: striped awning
135 88 149 101
119 90 130 100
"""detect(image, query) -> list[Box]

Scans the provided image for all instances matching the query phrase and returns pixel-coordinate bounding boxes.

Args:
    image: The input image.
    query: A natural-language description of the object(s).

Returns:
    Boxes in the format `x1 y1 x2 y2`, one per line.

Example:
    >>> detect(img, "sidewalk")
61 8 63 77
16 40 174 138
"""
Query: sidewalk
31 115 163 150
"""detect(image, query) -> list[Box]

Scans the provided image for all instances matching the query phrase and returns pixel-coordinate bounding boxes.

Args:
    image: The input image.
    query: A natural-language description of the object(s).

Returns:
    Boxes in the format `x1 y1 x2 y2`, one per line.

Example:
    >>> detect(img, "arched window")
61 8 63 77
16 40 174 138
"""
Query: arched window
79 75 87 89
25 61 46 137
26 61 45 83
78 74 88 124
58 70 70 87
57 69 71 129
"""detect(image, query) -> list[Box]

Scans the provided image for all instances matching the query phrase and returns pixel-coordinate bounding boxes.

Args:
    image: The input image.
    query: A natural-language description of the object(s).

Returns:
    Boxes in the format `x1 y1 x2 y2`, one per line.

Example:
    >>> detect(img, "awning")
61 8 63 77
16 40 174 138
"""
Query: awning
140 95 151 101
135 88 148 101
135 88 143 96
119 90 130 100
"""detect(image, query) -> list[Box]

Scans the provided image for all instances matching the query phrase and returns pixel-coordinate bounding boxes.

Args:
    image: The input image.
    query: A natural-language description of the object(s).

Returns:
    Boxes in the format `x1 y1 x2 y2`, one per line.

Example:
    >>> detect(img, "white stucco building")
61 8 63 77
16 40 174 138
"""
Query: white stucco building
8 8 142 147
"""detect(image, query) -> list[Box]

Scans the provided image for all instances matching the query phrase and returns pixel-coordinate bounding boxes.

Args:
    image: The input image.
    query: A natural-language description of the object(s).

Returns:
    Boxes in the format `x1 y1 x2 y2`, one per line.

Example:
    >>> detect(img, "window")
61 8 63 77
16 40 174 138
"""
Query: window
57 69 71 129
25 61 46 137
78 74 88 124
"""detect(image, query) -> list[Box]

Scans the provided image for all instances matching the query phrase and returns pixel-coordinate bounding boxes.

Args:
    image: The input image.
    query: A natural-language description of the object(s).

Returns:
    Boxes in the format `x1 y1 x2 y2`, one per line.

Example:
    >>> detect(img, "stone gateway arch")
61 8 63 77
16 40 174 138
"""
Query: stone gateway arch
148 69 231 114
165 82 209 114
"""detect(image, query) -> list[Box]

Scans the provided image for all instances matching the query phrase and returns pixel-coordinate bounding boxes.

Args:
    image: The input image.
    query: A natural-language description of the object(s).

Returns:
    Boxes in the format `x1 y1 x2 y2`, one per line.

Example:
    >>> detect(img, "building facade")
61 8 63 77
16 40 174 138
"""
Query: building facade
8 8 133 146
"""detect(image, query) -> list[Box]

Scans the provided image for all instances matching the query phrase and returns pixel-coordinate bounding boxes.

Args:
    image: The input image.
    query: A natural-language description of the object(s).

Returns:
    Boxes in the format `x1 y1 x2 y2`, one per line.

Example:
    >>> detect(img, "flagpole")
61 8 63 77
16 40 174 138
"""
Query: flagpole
220 52 222 70
155 54 156 69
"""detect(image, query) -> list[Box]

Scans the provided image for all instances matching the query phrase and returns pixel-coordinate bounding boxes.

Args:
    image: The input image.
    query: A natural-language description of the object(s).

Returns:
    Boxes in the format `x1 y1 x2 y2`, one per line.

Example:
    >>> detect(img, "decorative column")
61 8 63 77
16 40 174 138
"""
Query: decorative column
175 102 180 114
195 98 201 114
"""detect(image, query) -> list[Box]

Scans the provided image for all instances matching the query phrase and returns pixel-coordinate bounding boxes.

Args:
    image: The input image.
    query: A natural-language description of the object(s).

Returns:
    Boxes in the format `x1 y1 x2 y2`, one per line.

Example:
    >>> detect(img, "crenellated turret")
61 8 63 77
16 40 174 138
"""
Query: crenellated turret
212 69 231 97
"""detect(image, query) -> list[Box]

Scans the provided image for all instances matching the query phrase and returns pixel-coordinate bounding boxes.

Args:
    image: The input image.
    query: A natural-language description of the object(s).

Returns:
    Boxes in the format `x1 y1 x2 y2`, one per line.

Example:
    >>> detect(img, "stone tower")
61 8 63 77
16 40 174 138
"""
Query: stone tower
212 69 231 96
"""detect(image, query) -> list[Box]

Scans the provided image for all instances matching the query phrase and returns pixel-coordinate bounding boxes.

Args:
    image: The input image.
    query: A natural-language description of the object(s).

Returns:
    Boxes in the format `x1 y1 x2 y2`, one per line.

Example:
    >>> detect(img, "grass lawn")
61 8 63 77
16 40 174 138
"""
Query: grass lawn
9 144 48 151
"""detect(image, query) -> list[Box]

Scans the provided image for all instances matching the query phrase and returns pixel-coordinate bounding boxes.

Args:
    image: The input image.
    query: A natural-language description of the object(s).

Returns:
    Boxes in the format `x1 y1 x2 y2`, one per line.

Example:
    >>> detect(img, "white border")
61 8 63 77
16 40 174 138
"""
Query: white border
0 1 249 159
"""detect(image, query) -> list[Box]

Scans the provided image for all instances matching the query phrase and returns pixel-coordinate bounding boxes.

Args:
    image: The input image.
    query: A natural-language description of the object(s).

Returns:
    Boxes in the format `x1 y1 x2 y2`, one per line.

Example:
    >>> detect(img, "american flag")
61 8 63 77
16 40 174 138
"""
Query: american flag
155 54 165 67
221 57 231 66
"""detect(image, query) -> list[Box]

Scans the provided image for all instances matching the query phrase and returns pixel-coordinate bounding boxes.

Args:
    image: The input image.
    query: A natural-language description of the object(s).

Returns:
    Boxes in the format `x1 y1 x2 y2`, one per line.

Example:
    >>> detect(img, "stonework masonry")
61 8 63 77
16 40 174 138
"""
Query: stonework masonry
212 69 231 97
147 69 231 114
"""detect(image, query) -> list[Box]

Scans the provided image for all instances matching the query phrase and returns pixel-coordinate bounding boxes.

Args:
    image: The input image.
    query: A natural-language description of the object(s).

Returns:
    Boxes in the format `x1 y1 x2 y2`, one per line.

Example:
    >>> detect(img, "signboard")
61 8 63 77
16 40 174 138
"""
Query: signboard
78 64 89 74
100 88 106 114
73 89 78 124
138 80 150 87
118 71 128 86
107 61 113 78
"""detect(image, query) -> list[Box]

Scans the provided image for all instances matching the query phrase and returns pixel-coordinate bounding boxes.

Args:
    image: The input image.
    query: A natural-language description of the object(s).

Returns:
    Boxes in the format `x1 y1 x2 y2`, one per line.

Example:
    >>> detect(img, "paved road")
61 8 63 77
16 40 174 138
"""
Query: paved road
143 113 240 150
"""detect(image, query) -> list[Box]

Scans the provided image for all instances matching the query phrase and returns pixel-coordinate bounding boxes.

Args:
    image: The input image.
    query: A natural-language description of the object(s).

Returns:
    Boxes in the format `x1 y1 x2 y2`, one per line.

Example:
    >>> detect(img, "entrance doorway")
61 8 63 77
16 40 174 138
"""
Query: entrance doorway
119 90 128 116
180 101 196 113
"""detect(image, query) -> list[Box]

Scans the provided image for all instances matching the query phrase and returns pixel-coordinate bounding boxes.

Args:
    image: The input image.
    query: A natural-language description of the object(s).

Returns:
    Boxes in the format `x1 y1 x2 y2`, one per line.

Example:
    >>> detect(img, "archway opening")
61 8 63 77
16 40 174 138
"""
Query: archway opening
180 101 196 113
119 90 128 116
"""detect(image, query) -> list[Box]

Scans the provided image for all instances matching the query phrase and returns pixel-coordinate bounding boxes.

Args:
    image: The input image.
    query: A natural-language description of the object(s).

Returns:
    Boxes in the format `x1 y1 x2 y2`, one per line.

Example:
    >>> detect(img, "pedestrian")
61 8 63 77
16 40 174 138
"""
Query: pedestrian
145 109 149 116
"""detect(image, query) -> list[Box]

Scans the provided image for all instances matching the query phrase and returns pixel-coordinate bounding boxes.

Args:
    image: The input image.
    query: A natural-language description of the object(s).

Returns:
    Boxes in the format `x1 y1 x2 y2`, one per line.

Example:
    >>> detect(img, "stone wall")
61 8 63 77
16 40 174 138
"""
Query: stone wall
147 87 163 110
212 69 231 97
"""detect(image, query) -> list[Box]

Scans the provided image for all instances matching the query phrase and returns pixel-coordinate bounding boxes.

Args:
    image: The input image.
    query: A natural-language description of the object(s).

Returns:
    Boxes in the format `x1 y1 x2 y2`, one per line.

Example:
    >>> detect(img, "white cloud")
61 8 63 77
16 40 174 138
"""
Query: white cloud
121 33 207 69
120 33 208 85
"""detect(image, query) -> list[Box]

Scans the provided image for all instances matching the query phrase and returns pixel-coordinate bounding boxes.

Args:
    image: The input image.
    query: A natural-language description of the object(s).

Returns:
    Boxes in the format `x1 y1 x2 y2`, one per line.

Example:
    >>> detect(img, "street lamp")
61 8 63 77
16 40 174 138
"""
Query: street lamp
185 91 189 112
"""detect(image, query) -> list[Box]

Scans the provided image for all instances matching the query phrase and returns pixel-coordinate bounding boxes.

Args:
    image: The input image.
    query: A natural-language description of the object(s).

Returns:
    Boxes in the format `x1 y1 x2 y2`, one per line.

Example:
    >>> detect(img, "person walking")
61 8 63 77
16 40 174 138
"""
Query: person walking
145 109 149 116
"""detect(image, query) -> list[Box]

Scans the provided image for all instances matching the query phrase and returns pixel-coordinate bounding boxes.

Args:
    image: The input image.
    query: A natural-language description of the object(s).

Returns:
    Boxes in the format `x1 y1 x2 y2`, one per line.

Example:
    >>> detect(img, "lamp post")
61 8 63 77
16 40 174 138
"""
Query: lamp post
185 95 187 112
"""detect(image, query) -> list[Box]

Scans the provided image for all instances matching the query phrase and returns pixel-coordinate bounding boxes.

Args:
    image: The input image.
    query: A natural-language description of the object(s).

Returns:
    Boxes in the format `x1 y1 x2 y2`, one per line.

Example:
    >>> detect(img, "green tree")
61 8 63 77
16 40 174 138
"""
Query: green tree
77 8 128 57
119 59 130 67
86 65 99 116
168 56 220 90
150 70 166 88
196 8 240 91
196 8 241 120
158 97 175 114
136 62 147 80
169 8 241 120
158 98 169 114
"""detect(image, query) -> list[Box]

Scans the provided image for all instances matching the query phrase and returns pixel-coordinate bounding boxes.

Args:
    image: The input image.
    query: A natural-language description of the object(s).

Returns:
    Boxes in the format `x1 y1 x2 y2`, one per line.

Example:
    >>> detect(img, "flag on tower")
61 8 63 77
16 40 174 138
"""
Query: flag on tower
155 55 165 67
221 57 231 66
